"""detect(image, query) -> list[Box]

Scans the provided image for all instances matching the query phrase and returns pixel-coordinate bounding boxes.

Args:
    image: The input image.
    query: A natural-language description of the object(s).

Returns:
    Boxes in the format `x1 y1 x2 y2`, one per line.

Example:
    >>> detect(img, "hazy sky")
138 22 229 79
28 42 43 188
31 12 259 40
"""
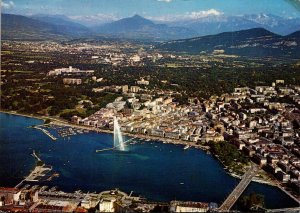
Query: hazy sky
1 0 300 22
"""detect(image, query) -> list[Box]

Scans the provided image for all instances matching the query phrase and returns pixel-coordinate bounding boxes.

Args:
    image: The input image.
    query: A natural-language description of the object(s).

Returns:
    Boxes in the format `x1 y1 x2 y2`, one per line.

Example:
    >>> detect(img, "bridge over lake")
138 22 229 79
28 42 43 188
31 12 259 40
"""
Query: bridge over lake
217 165 258 212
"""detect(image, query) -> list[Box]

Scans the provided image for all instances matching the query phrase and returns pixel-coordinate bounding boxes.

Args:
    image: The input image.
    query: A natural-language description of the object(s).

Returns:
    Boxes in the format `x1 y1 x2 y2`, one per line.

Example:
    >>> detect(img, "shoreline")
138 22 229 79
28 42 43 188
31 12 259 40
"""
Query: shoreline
1 110 299 203
0 110 46 121
0 110 284 187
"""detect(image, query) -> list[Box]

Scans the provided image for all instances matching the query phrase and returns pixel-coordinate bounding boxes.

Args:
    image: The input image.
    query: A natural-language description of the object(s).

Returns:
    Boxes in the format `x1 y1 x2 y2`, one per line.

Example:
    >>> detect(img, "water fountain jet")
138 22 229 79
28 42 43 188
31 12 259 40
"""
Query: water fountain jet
113 117 125 151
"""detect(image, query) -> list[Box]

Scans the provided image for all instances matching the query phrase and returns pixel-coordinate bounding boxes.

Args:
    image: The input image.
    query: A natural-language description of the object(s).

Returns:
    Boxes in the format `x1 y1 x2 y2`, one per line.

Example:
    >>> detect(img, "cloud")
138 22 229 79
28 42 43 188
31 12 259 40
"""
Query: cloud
1 1 15 10
187 9 223 18
157 0 173 2
148 9 223 22
69 13 119 26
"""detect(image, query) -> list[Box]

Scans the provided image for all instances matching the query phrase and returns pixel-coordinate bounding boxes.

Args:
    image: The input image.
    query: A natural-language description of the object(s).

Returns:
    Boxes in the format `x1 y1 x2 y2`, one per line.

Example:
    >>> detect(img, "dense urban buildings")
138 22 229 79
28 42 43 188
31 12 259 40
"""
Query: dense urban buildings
72 81 300 195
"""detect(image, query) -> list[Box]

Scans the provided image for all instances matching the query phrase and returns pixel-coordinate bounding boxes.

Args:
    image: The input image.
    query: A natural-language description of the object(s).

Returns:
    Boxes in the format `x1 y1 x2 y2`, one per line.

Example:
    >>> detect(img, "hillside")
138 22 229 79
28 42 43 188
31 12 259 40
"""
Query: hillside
157 28 300 58
1 14 69 40
287 30 300 39
1 13 94 40
31 14 91 37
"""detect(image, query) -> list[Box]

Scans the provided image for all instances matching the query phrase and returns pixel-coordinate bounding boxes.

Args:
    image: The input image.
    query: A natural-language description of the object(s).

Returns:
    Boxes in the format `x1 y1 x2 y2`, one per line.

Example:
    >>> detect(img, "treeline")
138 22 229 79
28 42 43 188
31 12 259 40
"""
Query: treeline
208 141 248 174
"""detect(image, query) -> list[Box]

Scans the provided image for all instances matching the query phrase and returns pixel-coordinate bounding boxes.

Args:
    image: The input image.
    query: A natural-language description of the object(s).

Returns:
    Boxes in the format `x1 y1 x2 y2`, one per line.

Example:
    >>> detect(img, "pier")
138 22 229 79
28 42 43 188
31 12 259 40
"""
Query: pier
33 125 57 140
32 150 42 162
96 137 136 152
15 151 53 187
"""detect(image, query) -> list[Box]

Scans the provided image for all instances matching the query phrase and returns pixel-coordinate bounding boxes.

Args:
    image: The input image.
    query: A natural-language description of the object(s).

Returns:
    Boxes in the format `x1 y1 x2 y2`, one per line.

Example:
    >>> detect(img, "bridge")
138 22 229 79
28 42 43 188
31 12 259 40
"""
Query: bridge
217 165 258 212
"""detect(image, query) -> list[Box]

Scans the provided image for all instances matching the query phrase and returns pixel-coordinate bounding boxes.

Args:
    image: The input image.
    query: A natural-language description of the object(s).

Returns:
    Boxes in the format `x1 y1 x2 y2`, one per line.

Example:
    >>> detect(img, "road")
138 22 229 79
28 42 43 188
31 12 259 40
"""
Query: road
218 165 258 211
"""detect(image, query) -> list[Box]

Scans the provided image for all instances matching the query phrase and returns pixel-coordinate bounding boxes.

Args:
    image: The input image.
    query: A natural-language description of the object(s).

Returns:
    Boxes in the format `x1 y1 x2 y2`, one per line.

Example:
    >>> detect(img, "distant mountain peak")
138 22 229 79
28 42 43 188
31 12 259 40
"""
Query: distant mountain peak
132 14 143 19
120 14 154 25
93 13 197 40
237 27 276 35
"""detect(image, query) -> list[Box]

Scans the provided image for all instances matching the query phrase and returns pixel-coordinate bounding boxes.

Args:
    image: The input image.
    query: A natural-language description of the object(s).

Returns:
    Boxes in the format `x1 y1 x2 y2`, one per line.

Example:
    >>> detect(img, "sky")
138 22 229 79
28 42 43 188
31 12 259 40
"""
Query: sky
1 0 300 24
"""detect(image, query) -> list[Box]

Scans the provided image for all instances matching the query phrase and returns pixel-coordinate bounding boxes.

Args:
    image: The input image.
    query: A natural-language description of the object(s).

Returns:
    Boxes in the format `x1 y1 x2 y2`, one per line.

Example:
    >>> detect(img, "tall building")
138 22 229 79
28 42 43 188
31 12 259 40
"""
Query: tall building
130 86 140 93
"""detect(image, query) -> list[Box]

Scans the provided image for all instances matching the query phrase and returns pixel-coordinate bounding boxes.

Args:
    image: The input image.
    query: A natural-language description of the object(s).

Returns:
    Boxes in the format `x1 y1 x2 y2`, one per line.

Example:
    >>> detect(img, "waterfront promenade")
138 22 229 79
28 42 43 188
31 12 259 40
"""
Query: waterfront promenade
0 110 208 150
49 120 210 151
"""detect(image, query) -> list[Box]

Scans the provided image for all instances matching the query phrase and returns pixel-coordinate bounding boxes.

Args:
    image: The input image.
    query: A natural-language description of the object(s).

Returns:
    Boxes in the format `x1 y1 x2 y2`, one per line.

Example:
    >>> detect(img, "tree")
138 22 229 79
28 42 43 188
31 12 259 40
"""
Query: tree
239 193 265 212
44 118 51 124
36 160 44 166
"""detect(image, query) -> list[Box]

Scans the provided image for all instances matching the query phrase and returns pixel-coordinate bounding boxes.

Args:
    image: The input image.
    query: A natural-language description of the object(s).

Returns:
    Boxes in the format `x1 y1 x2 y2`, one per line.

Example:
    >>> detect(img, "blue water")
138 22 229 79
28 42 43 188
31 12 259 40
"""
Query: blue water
0 112 298 209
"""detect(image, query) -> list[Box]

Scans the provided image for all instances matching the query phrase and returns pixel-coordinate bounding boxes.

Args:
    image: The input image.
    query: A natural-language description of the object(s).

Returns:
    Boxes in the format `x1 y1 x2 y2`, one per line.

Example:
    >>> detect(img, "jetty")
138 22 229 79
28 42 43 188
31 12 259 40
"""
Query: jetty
96 137 136 153
33 125 57 140
15 151 53 188
31 150 42 162
25 151 52 182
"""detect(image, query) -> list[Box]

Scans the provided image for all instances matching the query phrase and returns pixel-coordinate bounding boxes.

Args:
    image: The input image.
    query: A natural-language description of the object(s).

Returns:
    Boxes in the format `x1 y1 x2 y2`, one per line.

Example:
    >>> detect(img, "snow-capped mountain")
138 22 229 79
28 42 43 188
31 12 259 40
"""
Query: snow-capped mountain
167 13 300 36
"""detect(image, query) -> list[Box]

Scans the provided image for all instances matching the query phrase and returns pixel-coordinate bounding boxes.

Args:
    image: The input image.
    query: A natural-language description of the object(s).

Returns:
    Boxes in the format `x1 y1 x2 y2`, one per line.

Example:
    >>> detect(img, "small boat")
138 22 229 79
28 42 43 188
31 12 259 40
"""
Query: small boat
184 145 190 150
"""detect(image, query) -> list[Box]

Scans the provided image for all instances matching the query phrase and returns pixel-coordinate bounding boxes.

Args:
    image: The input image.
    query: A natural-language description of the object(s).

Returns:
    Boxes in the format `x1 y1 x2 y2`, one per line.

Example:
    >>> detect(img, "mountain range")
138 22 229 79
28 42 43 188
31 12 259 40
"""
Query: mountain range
167 13 300 37
157 28 300 58
92 15 197 40
2 13 300 41
30 14 91 37
1 14 67 40
1 14 93 40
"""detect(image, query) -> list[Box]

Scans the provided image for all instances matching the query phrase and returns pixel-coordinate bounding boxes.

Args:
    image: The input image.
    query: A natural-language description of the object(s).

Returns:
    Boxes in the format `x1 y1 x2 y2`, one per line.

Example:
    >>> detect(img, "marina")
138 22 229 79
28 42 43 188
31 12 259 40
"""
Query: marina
32 123 90 141
32 125 57 141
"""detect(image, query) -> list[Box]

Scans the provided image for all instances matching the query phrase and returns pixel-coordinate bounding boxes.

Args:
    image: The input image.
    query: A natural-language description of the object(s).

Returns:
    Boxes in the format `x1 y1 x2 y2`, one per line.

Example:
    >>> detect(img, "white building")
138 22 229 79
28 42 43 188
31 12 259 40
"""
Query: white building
137 78 149 85
99 197 116 212
48 66 94 76
170 201 209 212
130 54 141 62
63 78 82 85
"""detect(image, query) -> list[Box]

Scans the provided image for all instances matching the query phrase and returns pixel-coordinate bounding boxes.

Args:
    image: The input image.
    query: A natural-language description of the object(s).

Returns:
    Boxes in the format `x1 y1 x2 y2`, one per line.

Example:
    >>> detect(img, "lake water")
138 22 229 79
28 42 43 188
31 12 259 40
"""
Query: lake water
0 112 298 209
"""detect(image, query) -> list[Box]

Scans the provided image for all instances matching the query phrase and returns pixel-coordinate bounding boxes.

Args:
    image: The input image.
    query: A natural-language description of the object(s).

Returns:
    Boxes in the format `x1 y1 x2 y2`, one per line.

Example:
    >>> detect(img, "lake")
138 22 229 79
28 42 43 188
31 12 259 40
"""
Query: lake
0 112 298 209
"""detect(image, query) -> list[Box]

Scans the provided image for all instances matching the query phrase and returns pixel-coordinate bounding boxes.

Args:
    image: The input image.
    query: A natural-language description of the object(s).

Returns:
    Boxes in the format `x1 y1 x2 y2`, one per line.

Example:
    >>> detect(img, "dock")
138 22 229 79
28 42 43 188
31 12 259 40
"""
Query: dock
31 150 42 162
33 125 57 140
